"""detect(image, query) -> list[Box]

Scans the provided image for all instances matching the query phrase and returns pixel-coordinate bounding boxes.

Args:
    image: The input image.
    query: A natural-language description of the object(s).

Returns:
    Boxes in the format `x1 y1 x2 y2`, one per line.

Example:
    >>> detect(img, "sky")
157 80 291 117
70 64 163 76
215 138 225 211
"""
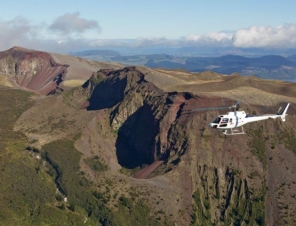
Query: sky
1 0 296 53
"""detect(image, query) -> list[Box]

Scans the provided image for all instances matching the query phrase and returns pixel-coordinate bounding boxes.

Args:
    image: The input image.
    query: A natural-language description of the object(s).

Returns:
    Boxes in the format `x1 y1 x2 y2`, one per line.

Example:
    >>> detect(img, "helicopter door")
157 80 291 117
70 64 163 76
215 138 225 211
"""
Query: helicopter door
229 118 233 126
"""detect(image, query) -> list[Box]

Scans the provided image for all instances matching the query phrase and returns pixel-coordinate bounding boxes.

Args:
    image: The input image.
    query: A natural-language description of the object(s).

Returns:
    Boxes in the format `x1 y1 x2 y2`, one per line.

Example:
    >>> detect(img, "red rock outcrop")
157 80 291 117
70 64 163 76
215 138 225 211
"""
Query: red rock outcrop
81 66 296 225
0 46 68 94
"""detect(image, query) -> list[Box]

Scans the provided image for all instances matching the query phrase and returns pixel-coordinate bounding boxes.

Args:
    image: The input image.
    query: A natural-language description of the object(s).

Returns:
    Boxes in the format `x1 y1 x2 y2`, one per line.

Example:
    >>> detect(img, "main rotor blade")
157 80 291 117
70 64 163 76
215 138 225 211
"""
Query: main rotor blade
232 100 241 108
187 100 242 113
191 106 230 112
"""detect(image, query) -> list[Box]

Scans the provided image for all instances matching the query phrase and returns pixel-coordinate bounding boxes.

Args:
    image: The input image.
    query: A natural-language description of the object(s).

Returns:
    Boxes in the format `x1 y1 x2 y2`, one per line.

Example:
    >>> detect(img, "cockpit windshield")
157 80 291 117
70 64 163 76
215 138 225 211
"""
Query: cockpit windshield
212 117 221 124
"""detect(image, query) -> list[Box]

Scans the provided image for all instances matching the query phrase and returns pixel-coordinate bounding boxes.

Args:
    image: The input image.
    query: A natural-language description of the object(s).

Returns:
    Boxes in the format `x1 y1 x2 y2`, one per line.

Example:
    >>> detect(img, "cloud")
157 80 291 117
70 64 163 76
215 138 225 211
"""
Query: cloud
0 17 37 50
89 34 233 49
133 37 180 47
1 15 296 54
233 25 296 48
90 39 134 48
90 37 180 48
49 12 101 35
183 32 233 47
0 14 102 53
97 26 296 49
185 32 233 43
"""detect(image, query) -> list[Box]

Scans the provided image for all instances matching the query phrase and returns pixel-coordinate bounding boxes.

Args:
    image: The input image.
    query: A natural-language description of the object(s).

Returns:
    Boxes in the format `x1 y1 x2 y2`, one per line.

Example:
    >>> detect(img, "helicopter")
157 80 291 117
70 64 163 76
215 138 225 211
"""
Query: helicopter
192 100 290 135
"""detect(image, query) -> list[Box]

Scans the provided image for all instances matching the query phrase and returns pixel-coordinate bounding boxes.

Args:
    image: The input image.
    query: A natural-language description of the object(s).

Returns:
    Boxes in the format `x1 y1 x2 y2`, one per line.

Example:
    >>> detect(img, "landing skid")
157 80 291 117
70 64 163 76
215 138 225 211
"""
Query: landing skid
223 127 245 135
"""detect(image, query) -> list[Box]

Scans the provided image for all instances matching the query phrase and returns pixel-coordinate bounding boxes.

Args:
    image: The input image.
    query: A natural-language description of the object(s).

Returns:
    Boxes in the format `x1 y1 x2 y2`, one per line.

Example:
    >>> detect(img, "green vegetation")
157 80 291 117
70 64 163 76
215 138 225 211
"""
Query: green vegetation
191 176 266 226
119 165 143 177
39 139 174 225
191 188 211 226
0 88 33 159
0 87 173 225
246 184 267 225
84 155 108 172
90 72 104 86
62 86 87 108
41 140 112 225
223 181 266 226
112 195 173 226
247 129 267 168
279 129 296 155
0 89 99 225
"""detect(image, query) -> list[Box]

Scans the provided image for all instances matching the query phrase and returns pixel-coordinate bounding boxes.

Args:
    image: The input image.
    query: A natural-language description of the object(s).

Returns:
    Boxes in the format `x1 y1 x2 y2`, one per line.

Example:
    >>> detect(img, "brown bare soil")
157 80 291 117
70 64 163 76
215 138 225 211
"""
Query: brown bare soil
14 94 98 148
143 67 296 107
133 161 164 179
0 47 123 95
2 47 296 225
50 53 122 89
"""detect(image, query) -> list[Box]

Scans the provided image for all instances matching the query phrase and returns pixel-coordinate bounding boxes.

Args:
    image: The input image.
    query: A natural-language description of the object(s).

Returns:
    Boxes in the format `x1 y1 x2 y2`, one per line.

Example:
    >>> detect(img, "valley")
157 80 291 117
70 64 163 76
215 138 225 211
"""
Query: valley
73 50 296 82
1 46 296 225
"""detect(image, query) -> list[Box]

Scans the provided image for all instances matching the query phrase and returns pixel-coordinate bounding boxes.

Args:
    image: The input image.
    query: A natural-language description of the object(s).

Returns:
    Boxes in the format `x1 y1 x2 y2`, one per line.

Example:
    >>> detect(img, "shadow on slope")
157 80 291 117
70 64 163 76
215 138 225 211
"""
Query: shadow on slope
86 75 127 110
115 103 158 169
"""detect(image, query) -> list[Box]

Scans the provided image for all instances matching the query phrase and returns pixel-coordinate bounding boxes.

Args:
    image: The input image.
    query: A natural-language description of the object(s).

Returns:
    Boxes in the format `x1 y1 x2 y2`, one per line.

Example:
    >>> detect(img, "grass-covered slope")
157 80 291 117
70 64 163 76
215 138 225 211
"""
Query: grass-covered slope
0 87 94 225
0 85 173 225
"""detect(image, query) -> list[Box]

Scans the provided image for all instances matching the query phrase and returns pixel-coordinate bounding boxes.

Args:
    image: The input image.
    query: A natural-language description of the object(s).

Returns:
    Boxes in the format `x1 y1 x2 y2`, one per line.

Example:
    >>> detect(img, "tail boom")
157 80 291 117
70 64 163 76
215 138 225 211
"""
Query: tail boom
280 103 290 122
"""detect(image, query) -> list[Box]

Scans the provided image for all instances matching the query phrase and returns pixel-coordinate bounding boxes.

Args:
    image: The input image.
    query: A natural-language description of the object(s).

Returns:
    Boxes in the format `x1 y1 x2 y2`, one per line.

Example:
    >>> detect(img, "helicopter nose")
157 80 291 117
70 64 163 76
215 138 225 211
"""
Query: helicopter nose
209 123 217 128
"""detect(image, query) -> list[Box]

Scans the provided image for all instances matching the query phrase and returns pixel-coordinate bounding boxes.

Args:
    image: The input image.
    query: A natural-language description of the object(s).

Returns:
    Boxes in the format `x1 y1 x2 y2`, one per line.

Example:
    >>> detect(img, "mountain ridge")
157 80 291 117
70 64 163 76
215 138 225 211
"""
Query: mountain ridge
74 49 296 81
1 46 296 225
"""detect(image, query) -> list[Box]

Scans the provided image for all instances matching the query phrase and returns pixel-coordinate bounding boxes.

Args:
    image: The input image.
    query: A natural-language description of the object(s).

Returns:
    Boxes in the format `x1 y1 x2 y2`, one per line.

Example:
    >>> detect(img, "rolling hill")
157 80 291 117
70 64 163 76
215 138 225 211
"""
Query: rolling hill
74 50 296 81
1 46 296 225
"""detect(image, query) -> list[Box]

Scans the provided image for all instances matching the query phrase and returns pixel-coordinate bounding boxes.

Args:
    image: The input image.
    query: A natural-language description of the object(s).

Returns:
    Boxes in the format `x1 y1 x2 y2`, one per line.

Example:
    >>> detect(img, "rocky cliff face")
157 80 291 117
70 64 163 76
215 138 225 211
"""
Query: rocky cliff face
3 45 296 225
84 67 188 167
0 46 68 94
81 66 296 225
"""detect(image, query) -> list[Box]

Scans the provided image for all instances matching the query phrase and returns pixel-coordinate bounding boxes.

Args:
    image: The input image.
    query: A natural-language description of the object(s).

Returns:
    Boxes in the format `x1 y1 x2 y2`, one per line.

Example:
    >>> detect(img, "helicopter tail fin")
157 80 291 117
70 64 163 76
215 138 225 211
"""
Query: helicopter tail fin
280 103 290 122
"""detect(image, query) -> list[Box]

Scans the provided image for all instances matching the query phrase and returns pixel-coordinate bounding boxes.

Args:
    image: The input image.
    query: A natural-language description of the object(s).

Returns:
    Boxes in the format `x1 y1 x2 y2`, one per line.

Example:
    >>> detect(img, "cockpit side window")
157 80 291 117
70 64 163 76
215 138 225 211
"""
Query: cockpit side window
218 117 229 127
221 118 229 123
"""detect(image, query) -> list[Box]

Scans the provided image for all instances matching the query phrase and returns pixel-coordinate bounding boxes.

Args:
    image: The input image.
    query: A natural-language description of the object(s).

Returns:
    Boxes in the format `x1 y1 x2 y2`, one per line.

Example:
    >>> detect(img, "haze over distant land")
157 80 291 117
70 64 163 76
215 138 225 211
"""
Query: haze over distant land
2 1 296 224
1 0 296 56
1 46 296 225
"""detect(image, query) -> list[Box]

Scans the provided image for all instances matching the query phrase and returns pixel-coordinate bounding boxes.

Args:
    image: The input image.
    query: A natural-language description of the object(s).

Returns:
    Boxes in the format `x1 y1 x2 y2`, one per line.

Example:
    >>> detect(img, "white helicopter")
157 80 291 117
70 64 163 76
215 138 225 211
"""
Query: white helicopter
192 100 290 135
